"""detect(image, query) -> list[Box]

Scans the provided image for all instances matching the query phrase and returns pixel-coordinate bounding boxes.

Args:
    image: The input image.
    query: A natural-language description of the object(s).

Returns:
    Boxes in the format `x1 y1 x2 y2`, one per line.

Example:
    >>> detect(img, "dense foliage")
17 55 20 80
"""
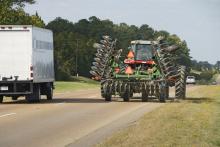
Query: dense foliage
0 0 45 27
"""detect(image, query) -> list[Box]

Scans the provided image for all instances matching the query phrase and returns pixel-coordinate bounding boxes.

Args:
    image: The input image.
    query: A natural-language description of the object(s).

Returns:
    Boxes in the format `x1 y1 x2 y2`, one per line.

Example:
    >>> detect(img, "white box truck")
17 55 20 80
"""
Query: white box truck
0 25 54 103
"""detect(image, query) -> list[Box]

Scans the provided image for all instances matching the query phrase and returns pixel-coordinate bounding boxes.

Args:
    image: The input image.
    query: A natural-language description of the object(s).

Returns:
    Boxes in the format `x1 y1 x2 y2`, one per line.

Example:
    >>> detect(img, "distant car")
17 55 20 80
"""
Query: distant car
212 81 217 85
186 76 196 84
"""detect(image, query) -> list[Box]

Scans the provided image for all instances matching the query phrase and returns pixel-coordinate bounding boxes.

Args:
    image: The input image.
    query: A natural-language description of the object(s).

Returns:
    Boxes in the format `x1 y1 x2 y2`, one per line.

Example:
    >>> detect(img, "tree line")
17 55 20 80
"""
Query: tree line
1 0 192 80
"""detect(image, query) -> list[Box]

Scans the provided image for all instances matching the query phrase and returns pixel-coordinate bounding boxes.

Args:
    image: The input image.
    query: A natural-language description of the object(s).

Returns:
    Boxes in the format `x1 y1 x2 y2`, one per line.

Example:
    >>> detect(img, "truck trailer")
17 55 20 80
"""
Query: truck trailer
0 25 55 103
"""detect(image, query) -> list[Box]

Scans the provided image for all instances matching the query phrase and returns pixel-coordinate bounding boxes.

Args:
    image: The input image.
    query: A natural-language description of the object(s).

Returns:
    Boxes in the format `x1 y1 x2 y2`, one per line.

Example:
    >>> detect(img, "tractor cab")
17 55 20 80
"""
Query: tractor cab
124 40 154 65
131 40 153 61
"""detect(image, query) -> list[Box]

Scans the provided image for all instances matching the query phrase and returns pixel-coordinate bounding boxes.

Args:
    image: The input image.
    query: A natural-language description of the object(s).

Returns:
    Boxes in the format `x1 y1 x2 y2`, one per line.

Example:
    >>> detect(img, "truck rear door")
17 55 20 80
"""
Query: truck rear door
0 27 32 81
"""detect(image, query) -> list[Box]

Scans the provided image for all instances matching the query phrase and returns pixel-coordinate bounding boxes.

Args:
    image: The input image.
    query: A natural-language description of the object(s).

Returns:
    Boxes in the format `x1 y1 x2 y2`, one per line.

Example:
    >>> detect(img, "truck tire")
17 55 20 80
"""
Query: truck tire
175 66 186 99
0 96 3 103
46 83 53 100
26 84 41 103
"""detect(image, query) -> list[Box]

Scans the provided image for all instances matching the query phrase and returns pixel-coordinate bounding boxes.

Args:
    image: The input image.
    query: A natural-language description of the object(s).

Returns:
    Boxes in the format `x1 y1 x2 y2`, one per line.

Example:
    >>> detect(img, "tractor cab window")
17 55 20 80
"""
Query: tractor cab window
135 44 153 60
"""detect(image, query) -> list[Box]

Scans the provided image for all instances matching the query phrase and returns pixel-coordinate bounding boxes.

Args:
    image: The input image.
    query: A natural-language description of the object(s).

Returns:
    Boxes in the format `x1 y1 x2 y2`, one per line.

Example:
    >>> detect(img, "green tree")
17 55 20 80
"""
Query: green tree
0 0 44 27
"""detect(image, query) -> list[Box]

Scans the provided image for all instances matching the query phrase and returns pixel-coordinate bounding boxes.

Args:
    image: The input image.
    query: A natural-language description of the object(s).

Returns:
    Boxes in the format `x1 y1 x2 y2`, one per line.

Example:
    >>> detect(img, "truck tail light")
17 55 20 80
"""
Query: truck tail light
30 66 33 79
30 66 33 71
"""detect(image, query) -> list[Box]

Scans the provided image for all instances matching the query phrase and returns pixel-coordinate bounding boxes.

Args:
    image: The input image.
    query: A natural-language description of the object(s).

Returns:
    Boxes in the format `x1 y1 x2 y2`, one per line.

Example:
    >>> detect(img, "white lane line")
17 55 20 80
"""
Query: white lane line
0 113 16 118
55 102 66 106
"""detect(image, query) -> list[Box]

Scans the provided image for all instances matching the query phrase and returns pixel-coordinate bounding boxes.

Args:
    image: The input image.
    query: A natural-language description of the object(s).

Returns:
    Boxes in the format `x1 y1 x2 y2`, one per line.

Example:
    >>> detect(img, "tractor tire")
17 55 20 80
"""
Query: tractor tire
159 92 166 103
103 81 112 101
165 84 169 99
100 80 106 98
25 84 41 103
12 96 18 100
0 96 3 103
142 89 149 102
142 84 149 102
175 66 186 99
157 83 167 103
122 84 130 102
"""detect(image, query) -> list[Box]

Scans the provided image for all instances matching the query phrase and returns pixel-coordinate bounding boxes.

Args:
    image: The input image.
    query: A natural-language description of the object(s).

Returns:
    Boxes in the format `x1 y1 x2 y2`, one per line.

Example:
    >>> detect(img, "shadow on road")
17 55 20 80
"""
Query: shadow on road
1 98 109 104
2 96 213 105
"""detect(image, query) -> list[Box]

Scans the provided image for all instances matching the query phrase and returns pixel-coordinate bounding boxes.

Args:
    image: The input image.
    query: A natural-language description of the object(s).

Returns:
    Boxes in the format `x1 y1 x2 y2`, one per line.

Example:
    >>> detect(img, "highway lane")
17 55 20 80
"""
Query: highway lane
0 86 196 147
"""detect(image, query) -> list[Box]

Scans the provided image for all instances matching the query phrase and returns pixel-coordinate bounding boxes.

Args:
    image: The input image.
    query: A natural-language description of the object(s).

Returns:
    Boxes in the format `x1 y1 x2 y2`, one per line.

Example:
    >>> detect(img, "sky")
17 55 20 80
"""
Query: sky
25 0 220 64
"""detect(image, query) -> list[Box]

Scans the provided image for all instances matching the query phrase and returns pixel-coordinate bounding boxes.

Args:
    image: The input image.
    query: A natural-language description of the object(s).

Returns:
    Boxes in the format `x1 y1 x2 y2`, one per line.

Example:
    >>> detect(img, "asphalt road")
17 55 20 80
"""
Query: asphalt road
0 86 193 147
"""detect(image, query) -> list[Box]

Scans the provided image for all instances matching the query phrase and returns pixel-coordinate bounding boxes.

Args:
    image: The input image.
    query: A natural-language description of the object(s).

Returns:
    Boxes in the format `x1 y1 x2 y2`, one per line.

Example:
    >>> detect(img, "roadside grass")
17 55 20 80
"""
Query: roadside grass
55 77 99 93
97 85 220 147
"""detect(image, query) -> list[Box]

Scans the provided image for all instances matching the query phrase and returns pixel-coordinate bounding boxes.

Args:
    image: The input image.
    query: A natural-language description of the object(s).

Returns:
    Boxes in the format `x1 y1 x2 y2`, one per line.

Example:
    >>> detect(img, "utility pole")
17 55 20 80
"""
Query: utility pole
76 39 79 77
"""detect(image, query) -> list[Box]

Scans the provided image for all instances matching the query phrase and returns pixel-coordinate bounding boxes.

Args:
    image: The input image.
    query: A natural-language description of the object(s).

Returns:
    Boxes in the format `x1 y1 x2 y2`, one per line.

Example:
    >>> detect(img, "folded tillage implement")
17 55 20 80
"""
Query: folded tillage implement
90 36 186 102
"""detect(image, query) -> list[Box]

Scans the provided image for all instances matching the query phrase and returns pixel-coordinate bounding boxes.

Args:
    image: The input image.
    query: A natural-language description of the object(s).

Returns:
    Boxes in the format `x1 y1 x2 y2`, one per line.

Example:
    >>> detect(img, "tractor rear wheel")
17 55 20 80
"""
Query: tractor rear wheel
155 82 166 103
165 84 169 99
103 81 112 101
122 84 130 102
159 83 166 103
175 66 186 99
100 80 106 98
142 84 149 102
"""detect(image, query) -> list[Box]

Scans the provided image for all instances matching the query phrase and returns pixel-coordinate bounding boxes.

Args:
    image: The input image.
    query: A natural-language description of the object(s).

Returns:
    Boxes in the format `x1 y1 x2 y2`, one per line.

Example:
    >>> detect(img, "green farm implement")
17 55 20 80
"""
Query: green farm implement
90 36 186 102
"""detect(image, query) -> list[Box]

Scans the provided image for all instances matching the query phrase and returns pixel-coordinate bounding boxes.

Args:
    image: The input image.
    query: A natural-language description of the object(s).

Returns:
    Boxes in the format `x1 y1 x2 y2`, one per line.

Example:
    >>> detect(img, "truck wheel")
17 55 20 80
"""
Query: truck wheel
0 96 3 103
26 84 41 103
46 84 53 100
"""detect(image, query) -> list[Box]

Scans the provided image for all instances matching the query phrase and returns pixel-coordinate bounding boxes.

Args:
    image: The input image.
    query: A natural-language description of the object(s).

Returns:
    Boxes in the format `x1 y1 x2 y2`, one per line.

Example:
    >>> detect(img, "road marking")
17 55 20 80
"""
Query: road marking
0 113 16 118
55 102 66 106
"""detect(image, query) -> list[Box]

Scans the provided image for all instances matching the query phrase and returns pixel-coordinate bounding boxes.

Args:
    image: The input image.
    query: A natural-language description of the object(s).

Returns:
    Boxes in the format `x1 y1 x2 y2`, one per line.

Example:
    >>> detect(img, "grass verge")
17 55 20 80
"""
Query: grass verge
97 85 220 147
55 77 99 93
